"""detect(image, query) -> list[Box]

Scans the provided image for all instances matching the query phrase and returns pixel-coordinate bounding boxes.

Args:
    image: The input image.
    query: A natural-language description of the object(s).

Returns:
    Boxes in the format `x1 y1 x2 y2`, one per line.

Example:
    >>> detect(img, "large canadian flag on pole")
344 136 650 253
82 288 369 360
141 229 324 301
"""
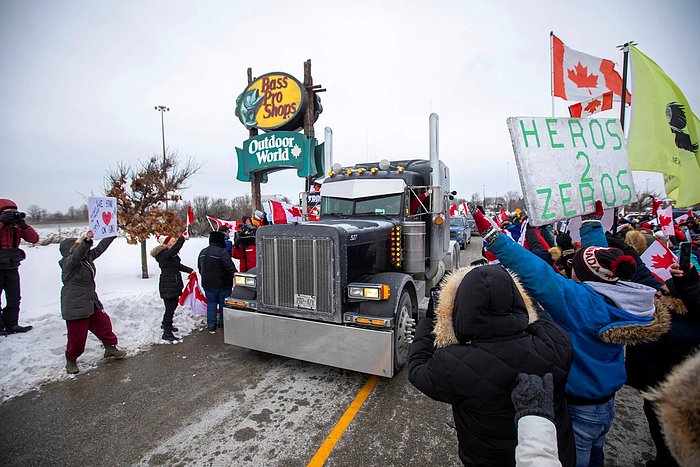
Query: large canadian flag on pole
264 200 304 224
552 33 631 104
640 238 677 282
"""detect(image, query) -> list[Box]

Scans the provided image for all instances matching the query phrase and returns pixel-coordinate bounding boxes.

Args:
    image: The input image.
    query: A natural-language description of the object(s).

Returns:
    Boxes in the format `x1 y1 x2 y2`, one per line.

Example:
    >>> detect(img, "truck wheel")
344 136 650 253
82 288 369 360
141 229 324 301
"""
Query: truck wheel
394 290 415 371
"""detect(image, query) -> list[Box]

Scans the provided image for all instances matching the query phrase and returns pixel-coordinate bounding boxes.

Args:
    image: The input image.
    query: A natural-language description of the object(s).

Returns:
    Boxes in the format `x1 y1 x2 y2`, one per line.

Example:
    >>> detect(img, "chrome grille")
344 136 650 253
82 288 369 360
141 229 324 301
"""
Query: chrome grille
260 237 335 315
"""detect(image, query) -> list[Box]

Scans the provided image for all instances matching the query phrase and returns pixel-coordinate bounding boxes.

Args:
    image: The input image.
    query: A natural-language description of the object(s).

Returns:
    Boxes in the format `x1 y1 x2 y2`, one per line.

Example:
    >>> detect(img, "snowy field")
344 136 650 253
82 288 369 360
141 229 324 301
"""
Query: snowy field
0 225 223 403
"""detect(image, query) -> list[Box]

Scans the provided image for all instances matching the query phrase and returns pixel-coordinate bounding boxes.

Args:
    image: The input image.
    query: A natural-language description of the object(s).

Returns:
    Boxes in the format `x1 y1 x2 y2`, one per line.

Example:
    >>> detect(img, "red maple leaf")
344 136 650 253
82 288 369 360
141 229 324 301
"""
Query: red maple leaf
567 62 599 89
658 215 672 228
584 99 602 113
651 250 675 270
286 206 303 218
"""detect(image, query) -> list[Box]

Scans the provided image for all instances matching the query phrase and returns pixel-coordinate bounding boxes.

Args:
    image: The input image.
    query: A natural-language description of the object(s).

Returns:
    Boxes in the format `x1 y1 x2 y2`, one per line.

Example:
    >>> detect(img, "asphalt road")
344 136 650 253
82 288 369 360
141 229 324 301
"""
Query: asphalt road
0 239 654 466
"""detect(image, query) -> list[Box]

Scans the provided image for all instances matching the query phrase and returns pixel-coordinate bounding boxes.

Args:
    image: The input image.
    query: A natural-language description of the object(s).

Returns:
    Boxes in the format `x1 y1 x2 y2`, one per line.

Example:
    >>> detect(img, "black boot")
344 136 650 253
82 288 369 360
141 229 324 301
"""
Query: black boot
161 323 178 332
7 324 33 333
161 325 178 342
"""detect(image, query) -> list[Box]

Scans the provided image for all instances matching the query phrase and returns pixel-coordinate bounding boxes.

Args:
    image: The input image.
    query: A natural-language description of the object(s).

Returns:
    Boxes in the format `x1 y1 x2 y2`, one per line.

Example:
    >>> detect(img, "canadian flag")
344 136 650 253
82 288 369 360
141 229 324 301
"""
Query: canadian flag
264 200 304 224
308 205 320 222
552 33 631 104
179 271 207 316
206 215 236 231
499 209 508 223
568 91 614 118
183 205 195 238
449 204 458 216
651 198 663 217
640 238 677 283
674 210 693 224
657 205 675 237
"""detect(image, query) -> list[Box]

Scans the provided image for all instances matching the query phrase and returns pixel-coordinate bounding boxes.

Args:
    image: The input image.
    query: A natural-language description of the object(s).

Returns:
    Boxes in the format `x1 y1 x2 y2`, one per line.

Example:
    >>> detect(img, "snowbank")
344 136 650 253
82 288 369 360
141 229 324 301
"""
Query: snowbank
1 227 223 403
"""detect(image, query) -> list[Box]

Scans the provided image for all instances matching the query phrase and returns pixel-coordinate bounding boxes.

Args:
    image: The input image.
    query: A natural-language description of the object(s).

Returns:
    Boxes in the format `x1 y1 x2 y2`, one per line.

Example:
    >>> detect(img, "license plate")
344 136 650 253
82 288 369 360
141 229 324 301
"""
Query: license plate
294 293 316 310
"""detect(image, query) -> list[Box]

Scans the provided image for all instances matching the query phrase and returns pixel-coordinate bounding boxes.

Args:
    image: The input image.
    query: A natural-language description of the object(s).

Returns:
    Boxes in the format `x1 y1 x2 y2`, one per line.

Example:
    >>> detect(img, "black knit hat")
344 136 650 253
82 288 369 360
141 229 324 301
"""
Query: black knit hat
571 246 637 283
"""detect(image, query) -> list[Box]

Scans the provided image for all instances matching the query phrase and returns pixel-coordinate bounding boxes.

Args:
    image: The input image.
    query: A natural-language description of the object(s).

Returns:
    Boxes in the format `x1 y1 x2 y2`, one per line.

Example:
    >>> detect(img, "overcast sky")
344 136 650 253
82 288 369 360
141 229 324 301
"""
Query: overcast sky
1 0 698 213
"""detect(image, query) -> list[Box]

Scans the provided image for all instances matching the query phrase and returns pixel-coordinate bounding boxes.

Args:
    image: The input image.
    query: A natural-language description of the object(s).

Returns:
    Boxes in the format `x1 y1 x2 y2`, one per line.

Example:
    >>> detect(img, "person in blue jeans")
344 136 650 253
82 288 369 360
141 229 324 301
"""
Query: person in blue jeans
198 230 236 333
467 202 670 467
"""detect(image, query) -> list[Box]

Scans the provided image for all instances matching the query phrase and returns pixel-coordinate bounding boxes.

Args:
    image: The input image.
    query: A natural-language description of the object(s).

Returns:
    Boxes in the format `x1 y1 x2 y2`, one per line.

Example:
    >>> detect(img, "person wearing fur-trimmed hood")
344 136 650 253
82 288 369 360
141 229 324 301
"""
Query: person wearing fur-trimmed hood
409 264 575 466
626 261 700 467
643 350 700 467
467 202 670 467
151 234 194 342
59 230 126 374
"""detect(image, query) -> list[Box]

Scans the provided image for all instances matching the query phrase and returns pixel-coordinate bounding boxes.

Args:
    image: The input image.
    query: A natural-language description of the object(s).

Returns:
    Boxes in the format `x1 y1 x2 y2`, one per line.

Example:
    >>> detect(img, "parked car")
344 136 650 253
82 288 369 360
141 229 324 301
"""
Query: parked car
450 215 472 249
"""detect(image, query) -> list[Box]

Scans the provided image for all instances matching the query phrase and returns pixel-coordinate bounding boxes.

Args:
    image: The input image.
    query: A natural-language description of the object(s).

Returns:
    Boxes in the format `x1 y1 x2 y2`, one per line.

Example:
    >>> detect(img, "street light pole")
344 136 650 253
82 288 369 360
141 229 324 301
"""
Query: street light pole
154 105 170 208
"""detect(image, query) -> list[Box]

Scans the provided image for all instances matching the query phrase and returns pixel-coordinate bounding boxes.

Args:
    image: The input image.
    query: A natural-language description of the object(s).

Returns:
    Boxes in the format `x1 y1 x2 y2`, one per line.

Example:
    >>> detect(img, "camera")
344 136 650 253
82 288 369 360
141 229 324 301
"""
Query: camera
13 211 26 222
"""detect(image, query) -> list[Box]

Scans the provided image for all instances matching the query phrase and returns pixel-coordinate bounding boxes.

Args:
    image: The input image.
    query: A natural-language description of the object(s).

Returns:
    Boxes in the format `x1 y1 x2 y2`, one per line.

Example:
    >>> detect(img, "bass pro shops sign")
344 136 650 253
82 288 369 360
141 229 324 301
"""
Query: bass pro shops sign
235 131 324 182
235 72 320 132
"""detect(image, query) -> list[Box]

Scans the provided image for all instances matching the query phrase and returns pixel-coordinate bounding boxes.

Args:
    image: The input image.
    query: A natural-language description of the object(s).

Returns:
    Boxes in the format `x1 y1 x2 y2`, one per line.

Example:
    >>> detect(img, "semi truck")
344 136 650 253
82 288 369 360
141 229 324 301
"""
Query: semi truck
223 114 461 376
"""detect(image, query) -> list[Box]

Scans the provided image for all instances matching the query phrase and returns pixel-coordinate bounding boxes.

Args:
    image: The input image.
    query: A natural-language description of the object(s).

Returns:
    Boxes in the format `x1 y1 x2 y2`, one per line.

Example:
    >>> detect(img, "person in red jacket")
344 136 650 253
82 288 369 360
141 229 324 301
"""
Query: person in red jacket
0 199 39 335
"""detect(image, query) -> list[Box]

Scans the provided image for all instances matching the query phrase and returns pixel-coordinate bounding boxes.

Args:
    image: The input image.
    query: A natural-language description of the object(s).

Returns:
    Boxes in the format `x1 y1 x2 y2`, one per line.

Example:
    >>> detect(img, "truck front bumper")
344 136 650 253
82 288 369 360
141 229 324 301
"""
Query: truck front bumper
223 308 396 377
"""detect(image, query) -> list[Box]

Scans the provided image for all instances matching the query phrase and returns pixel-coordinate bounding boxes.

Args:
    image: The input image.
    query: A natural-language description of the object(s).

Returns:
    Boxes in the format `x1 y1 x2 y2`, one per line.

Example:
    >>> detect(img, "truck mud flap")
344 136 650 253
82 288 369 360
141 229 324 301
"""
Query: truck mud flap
223 309 395 377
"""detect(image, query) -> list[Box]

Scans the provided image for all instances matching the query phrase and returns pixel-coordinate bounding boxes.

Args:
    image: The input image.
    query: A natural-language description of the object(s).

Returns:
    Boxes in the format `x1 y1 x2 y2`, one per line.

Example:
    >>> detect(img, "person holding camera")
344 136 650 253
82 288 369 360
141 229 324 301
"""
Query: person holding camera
0 198 39 335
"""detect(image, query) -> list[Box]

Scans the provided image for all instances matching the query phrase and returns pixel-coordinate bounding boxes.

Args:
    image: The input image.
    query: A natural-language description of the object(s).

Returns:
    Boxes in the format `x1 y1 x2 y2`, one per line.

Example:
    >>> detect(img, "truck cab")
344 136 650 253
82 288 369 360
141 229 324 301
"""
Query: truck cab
224 115 460 377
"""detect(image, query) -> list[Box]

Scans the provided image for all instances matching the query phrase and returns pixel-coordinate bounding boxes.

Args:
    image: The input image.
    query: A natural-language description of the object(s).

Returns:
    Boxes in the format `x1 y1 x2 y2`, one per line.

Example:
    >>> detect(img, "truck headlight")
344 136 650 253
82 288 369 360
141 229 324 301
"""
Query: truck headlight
347 283 391 300
234 273 256 288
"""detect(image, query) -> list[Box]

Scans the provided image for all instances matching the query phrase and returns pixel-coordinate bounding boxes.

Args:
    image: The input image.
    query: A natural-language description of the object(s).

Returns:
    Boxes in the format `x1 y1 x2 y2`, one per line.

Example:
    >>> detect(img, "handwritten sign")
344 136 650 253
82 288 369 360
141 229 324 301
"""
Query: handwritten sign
88 196 118 240
507 117 635 227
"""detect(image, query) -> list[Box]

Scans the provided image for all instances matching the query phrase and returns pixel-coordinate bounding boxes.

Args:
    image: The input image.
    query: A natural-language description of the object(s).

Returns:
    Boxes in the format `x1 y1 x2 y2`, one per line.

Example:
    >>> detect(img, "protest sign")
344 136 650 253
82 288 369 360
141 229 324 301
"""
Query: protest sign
88 196 118 239
507 117 635 226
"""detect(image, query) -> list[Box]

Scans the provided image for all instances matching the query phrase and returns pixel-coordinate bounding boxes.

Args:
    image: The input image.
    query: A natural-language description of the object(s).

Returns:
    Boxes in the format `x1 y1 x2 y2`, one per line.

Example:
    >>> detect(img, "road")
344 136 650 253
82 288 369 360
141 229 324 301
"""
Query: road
0 238 654 466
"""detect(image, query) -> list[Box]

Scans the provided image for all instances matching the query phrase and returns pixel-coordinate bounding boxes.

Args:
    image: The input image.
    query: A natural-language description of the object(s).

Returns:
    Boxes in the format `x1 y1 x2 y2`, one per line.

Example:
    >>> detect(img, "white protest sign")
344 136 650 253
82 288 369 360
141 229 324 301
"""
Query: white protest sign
565 208 615 244
88 196 118 240
507 117 635 227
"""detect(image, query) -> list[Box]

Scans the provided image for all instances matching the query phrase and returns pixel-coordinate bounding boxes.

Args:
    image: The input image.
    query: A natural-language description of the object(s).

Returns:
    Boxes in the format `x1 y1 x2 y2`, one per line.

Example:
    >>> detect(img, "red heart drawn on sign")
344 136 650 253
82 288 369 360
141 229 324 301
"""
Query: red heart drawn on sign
102 211 112 225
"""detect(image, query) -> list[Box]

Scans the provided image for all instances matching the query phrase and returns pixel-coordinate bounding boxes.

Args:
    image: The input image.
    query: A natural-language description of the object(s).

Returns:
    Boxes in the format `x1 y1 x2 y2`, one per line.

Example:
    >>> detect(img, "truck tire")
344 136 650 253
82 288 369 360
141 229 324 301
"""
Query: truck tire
394 290 415 372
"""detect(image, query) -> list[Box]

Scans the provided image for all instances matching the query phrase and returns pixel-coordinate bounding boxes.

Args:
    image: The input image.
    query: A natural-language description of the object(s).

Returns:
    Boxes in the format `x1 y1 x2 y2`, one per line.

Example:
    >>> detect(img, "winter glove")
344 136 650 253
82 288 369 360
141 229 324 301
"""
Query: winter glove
0 210 15 225
581 200 604 224
556 231 574 252
466 202 500 246
511 373 555 423
17 216 28 229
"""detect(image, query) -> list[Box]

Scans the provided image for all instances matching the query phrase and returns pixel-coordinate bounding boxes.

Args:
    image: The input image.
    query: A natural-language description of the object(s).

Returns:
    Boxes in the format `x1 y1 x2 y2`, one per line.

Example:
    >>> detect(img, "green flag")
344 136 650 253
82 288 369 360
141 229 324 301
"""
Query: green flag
627 46 700 207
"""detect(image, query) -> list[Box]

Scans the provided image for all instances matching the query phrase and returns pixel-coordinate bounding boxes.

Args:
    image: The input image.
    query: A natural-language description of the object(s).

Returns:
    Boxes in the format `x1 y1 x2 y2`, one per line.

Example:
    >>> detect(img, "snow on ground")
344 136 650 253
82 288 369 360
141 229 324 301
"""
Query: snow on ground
0 225 227 403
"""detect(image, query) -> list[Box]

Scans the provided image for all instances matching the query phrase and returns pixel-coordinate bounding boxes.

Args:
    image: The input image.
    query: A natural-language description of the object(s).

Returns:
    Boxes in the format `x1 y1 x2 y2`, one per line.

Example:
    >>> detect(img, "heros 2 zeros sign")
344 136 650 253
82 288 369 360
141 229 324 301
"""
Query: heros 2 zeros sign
507 117 635 226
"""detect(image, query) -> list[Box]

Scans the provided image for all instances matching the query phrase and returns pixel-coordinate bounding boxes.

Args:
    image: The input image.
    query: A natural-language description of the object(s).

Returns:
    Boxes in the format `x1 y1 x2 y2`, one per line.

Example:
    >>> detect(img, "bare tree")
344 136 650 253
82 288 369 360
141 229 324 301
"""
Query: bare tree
105 152 201 278
25 204 46 221
503 190 522 213
470 192 482 205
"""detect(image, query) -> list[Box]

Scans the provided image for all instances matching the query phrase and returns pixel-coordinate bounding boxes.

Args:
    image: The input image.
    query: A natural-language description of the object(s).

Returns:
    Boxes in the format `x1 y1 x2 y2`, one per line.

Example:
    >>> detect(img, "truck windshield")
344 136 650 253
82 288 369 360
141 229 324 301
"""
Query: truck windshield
450 217 465 227
322 194 402 216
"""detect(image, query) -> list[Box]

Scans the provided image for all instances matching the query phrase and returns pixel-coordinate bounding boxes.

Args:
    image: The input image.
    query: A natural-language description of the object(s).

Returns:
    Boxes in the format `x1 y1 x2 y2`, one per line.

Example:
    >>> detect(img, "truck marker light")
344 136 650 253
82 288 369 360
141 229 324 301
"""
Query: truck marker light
370 167 378 174
380 284 391 299
357 168 365 174
327 171 334 177
346 169 353 175
355 317 371 325
434 215 445 226
370 319 387 327
397 166 404 173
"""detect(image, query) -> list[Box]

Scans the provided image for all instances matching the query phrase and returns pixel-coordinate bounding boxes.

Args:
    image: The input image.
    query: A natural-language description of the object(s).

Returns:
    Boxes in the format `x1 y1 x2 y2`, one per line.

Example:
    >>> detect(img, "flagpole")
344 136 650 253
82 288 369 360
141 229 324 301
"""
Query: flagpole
617 40 636 130
550 31 555 117
205 216 215 231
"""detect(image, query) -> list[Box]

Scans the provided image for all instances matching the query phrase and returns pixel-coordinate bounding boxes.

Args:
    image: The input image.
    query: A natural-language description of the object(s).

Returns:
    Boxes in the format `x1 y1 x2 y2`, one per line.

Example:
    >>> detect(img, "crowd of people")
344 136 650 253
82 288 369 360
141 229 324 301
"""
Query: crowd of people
409 201 699 467
3 195 699 466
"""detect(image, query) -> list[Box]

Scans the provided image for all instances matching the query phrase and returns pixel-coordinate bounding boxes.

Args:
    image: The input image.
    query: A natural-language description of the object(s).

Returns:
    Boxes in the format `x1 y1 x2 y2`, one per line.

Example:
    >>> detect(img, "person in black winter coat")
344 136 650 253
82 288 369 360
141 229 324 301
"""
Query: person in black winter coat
409 264 576 467
626 261 700 467
198 231 237 332
151 234 194 342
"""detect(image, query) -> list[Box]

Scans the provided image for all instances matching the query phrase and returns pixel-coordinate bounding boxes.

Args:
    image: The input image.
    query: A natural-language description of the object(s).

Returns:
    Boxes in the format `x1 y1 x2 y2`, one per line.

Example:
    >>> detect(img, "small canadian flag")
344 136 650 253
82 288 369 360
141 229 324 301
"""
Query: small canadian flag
656 205 675 237
182 205 195 238
569 91 614 118
179 271 207 316
640 238 677 283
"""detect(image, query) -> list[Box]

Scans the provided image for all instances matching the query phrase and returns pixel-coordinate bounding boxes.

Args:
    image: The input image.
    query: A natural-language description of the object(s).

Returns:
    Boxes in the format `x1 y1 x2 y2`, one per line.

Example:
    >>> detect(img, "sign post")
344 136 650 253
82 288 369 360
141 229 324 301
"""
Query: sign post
507 117 635 226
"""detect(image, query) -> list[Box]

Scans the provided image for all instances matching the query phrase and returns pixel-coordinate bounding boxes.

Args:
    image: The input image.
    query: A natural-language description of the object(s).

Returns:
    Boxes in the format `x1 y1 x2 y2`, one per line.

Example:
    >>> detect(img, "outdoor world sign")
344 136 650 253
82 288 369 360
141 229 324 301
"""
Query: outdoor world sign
235 131 324 182
235 72 307 132
507 117 635 226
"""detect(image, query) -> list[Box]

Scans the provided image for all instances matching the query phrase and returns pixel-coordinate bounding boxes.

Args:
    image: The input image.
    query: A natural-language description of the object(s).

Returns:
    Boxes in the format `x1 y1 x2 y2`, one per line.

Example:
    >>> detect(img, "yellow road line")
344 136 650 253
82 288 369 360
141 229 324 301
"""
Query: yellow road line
307 375 379 467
